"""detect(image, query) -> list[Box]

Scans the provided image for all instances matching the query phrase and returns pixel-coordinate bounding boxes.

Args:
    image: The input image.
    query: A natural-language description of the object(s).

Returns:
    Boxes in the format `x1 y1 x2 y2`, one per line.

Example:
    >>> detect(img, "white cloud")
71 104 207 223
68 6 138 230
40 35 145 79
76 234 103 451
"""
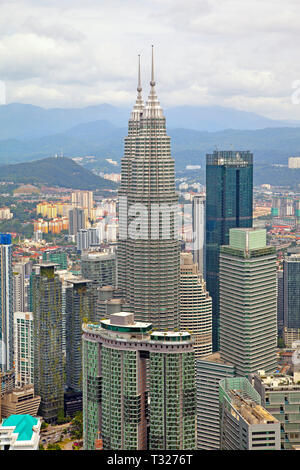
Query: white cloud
0 0 300 119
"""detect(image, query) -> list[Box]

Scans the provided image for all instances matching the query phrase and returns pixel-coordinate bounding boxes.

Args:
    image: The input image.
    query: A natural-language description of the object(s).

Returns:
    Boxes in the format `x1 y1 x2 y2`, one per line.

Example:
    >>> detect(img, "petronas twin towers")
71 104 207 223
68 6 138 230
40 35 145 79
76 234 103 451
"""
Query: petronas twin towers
117 47 180 330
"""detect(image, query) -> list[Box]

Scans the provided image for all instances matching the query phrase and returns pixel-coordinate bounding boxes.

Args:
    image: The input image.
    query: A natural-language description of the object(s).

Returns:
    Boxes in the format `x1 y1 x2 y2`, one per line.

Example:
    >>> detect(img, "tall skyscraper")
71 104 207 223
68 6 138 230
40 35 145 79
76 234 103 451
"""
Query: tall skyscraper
253 371 300 450
206 150 253 350
13 262 29 313
277 270 284 337
219 377 280 450
32 264 64 423
179 252 212 358
283 254 300 346
14 312 34 388
66 279 95 393
219 228 277 376
69 207 85 236
0 234 13 372
82 312 196 450
192 195 206 276
117 49 180 330
72 190 94 213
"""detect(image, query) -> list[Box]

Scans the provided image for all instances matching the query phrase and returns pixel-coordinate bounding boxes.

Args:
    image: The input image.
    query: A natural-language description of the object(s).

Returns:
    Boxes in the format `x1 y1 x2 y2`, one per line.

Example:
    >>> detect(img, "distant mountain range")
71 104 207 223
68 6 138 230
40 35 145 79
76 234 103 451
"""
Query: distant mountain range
0 103 300 189
0 102 299 141
0 156 116 191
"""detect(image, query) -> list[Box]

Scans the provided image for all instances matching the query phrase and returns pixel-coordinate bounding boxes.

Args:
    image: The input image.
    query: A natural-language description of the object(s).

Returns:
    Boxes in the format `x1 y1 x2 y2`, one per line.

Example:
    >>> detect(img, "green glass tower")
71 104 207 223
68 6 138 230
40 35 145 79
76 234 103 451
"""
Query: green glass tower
82 312 196 450
32 263 64 423
206 150 253 351
42 250 68 270
219 228 277 376
117 49 180 330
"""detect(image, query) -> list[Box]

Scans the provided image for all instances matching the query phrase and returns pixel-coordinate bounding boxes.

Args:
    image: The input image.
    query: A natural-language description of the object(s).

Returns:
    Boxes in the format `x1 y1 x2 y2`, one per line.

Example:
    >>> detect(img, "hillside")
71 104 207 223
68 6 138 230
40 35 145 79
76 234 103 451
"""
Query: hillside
1 121 300 169
0 156 117 191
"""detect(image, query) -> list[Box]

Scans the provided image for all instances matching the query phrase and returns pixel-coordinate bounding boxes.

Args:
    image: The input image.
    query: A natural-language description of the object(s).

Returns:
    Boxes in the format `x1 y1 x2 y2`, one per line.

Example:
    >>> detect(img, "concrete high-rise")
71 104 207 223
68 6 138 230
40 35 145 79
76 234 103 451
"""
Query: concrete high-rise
32 264 64 423
206 150 253 350
14 312 34 388
13 262 29 313
219 377 280 450
0 234 13 372
69 207 85 236
117 49 180 330
179 252 212 358
82 312 196 450
196 353 235 450
192 195 205 276
219 228 277 376
253 371 300 450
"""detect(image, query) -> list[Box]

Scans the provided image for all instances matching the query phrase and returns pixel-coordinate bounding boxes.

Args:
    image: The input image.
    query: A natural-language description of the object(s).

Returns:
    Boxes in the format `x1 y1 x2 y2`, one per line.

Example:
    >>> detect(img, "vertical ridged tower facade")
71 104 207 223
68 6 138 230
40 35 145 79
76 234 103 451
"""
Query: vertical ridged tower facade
180 253 212 358
118 49 180 329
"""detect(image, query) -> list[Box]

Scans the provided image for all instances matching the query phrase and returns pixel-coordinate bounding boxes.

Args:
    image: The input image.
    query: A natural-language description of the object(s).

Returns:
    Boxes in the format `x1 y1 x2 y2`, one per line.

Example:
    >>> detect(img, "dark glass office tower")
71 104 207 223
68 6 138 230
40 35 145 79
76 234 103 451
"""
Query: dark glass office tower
32 263 64 423
206 150 253 350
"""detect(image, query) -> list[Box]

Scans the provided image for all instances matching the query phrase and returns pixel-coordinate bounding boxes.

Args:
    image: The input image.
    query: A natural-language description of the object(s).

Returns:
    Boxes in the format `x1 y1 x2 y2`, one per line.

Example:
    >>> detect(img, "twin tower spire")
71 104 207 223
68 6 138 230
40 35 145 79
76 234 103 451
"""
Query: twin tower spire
131 46 164 121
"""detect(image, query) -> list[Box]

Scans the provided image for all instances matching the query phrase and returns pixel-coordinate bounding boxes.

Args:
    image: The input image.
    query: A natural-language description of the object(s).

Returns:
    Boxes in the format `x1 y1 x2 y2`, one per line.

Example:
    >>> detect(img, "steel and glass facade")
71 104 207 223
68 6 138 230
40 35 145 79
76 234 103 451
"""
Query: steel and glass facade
117 51 180 330
82 313 196 450
219 228 277 376
206 151 253 350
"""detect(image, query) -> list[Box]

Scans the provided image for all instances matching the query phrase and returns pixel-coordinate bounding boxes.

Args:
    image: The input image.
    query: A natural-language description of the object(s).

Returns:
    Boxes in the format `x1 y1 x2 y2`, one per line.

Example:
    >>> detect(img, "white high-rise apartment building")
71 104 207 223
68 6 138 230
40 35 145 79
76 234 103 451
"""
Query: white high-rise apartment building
14 312 34 387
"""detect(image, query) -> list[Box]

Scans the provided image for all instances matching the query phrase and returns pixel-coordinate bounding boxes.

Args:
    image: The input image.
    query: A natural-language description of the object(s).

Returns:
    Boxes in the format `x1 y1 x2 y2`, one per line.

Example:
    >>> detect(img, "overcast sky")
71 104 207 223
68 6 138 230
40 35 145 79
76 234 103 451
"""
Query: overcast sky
1 0 300 119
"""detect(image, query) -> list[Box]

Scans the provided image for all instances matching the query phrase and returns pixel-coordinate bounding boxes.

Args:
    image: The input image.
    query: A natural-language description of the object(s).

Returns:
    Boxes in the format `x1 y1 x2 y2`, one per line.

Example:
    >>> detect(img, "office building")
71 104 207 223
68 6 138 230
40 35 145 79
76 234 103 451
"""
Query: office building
196 353 235 449
219 377 280 450
81 251 116 288
14 312 34 388
277 270 284 337
192 195 205 276
117 49 180 330
66 279 95 393
32 264 64 423
1 386 41 419
0 414 41 450
283 254 300 346
220 228 277 376
0 233 13 372
179 252 212 358
206 150 253 350
253 371 300 450
82 312 196 450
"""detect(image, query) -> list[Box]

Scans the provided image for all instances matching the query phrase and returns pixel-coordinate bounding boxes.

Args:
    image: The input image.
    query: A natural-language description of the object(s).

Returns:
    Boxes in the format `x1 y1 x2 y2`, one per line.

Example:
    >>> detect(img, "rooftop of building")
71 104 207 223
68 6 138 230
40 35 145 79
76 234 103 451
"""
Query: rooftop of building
256 370 300 388
81 251 115 260
66 278 92 285
199 351 234 366
1 414 39 441
229 390 278 425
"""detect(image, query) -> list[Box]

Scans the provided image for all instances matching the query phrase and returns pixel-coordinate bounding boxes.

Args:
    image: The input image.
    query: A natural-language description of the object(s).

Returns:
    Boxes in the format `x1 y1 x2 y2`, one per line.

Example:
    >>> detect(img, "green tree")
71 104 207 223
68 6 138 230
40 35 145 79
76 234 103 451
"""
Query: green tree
71 411 83 439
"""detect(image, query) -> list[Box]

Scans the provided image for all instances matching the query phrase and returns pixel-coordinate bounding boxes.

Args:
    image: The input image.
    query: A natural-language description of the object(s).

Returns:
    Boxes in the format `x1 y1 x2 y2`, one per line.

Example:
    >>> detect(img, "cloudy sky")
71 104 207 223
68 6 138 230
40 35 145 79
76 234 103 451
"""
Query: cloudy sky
0 0 300 119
